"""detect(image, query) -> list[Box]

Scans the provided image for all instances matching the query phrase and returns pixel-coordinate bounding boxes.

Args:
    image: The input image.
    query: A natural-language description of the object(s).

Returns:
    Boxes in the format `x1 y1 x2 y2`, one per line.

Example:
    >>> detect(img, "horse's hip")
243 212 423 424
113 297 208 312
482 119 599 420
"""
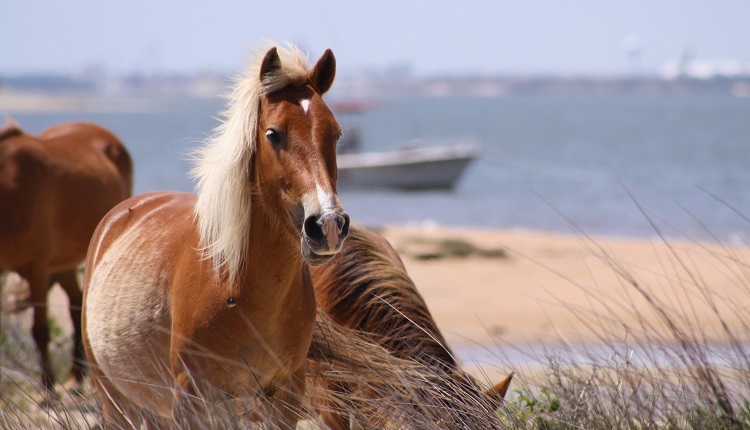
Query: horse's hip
84 237 174 415
83 193 197 413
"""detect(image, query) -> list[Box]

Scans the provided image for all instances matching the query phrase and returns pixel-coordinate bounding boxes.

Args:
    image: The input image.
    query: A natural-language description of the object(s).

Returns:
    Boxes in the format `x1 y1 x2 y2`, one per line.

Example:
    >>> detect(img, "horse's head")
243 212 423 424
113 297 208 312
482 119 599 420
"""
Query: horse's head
429 370 514 428
256 47 350 266
0 118 22 142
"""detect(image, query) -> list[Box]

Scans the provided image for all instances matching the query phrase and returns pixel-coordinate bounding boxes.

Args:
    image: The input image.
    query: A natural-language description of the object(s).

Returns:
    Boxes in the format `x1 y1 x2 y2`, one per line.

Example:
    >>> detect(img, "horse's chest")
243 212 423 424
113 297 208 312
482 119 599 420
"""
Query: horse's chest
201 293 313 356
184 280 315 386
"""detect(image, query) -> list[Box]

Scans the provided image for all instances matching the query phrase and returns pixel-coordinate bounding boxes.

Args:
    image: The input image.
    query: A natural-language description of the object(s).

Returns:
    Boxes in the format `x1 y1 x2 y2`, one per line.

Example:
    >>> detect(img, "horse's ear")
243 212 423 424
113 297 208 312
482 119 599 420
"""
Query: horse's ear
484 372 514 408
260 47 282 80
310 49 336 95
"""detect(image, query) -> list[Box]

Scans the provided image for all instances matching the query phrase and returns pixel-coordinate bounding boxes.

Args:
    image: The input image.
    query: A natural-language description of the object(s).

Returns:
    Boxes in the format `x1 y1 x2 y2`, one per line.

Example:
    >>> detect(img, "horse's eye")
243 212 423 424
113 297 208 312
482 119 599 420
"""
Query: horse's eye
265 129 282 146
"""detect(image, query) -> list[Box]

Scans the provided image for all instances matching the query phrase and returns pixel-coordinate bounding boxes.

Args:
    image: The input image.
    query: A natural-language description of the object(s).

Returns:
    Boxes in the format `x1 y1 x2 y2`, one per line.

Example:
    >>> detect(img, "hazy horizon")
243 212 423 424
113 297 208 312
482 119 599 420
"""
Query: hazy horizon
3 1 750 78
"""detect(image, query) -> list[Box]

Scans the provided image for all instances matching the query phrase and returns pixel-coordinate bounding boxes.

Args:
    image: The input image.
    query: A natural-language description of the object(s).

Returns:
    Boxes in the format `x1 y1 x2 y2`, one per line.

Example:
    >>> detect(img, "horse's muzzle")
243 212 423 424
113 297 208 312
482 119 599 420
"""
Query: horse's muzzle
302 211 350 265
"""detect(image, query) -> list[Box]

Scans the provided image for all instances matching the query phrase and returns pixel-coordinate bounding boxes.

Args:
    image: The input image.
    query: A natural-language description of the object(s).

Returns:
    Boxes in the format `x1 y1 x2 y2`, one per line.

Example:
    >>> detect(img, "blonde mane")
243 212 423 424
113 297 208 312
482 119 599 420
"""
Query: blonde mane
191 42 309 280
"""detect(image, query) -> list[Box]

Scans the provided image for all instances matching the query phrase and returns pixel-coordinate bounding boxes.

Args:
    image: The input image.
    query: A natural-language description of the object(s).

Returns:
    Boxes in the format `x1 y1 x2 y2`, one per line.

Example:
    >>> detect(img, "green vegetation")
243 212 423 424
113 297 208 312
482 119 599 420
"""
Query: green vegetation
399 236 508 260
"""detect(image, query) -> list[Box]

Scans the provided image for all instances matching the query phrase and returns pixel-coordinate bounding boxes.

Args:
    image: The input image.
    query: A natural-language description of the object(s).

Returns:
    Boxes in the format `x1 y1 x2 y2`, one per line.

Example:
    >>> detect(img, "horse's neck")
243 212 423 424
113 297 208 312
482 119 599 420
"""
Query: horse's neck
239 202 303 287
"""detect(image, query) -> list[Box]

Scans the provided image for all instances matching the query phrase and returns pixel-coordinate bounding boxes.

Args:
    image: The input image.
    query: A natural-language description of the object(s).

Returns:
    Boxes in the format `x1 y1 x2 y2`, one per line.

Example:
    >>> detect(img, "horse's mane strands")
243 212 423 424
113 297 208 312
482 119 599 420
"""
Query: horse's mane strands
0 117 22 142
191 42 310 280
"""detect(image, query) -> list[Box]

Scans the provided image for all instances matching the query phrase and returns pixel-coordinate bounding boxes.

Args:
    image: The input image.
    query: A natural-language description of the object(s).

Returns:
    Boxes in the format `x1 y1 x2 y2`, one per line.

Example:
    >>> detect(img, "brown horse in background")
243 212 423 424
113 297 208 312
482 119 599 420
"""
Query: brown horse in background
309 224 512 429
0 121 132 394
83 44 349 428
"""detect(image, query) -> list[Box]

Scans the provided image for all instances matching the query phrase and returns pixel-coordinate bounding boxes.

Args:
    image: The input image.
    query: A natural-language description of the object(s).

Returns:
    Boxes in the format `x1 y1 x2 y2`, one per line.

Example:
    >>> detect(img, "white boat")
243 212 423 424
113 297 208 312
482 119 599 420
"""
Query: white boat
336 140 479 190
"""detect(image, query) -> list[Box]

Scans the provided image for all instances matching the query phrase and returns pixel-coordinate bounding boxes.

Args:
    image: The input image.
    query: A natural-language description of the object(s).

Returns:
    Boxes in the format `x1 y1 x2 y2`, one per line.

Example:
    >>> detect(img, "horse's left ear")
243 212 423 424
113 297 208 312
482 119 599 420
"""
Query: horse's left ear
310 49 336 95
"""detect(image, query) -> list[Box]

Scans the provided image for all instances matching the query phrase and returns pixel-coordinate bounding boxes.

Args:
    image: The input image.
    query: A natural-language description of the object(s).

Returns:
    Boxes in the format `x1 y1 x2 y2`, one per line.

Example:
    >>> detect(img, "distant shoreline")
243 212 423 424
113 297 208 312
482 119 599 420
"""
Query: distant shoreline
3 71 750 109
0 89 219 113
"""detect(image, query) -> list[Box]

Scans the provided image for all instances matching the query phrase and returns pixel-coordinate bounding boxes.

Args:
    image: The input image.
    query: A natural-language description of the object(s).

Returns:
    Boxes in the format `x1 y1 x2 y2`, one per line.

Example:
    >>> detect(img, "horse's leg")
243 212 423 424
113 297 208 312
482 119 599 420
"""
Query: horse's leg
320 409 351 430
90 366 144 429
319 380 353 430
19 266 55 394
0 270 5 336
54 269 86 386
271 367 306 430
172 368 207 427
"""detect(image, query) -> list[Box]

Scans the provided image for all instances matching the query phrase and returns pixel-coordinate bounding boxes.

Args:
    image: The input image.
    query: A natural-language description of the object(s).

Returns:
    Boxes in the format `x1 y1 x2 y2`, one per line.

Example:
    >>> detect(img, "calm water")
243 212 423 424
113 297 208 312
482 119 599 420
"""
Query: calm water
8 93 750 242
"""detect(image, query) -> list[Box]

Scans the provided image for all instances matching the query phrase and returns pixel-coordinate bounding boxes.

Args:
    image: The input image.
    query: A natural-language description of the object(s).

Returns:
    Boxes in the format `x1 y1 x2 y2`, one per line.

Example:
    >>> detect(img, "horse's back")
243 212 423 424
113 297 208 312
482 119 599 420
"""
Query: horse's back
84 191 199 414
86 191 197 270
40 122 133 198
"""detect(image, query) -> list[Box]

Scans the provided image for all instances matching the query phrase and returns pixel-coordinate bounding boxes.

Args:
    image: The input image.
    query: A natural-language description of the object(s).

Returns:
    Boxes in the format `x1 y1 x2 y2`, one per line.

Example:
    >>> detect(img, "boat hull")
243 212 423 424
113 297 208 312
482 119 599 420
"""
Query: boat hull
336 144 478 190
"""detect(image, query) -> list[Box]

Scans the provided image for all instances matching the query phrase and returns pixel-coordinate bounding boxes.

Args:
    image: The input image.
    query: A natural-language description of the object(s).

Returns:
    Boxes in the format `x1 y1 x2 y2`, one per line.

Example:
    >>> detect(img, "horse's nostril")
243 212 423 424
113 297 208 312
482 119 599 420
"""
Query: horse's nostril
340 213 350 238
304 212 350 251
303 215 324 241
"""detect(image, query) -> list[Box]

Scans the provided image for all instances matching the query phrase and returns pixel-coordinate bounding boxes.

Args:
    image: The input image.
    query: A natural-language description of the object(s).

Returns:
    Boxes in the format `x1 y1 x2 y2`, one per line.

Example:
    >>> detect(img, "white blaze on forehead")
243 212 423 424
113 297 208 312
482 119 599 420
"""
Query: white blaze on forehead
300 99 310 114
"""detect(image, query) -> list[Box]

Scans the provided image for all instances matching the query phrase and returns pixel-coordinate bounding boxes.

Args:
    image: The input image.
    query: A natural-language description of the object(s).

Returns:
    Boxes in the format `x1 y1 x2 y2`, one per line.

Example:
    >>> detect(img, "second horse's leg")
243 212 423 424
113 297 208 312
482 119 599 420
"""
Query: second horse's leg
20 266 55 394
55 269 86 385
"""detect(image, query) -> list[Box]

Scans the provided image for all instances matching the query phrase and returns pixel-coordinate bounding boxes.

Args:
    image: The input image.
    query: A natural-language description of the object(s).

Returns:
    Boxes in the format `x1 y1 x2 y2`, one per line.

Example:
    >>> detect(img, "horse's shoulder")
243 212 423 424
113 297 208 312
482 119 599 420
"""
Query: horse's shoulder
0 132 42 240
0 126 39 152
0 132 49 180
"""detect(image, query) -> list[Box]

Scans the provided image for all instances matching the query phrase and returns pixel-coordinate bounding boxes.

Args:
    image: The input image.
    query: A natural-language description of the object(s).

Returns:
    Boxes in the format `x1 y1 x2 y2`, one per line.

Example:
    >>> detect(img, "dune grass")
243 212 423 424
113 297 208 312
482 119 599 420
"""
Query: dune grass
2 222 750 428
495 216 750 429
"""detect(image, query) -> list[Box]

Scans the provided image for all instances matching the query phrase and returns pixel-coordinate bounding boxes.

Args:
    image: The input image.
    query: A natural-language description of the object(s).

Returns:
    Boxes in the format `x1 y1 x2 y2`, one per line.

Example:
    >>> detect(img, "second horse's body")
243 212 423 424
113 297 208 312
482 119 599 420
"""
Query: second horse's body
0 121 132 392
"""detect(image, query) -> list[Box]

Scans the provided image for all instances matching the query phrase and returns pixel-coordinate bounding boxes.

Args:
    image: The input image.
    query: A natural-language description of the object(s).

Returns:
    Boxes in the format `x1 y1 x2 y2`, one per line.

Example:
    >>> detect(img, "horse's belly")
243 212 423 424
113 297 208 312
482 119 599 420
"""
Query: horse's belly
85 226 174 415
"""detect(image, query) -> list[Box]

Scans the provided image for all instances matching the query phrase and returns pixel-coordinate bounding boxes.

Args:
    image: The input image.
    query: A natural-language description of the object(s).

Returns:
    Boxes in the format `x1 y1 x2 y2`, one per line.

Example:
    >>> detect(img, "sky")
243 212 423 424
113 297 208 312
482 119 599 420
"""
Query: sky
3 0 750 78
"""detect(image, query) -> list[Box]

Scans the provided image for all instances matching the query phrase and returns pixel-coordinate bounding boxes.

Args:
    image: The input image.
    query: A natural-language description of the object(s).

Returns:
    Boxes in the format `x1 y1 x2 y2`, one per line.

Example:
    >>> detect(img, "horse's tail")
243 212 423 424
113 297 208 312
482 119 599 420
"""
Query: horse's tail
79 122 135 198
101 131 134 199
307 310 504 429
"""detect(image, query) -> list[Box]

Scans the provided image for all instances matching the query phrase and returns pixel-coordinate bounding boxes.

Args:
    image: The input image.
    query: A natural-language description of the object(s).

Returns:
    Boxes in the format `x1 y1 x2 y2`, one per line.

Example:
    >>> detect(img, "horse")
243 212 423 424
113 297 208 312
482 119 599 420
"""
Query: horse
308 224 512 429
82 44 349 429
0 120 133 394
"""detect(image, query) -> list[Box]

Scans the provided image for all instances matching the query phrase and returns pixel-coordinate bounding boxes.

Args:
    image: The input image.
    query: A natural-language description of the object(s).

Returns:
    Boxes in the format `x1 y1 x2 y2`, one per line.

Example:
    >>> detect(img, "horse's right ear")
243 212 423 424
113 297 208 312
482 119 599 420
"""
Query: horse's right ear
484 372 514 408
260 47 282 80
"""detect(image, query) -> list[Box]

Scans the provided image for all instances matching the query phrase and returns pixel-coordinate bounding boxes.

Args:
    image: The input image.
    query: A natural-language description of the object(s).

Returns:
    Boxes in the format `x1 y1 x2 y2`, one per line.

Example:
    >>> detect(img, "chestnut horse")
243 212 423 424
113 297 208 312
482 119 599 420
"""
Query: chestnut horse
309 224 512 429
82 44 349 428
0 121 132 393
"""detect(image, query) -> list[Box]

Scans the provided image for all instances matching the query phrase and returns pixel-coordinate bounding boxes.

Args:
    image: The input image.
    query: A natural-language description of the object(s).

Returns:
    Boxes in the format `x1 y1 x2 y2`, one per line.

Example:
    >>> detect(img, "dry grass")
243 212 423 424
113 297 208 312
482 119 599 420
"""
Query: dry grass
497 212 750 429
3 221 750 428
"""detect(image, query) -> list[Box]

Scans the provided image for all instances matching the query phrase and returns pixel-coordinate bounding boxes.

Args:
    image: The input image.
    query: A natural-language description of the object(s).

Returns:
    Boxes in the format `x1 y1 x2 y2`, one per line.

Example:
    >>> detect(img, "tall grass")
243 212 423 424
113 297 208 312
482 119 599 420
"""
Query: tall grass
498 213 750 429
2 222 750 428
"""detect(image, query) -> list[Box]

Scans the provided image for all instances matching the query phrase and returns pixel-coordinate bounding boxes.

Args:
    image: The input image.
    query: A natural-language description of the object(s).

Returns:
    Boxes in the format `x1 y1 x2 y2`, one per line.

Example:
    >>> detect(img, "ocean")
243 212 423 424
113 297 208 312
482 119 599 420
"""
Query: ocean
7 93 750 242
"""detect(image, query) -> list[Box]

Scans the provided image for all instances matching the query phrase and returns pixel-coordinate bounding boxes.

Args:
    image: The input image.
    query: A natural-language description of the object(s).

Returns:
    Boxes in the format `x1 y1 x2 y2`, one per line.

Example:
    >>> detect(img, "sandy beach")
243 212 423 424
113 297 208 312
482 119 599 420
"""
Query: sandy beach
374 224 750 352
